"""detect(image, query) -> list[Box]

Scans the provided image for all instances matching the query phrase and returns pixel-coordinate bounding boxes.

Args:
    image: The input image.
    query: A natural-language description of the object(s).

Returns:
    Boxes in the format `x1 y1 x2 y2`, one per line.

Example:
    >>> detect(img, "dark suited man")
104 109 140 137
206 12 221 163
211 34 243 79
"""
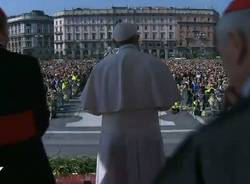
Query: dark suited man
156 1 250 184
0 8 55 183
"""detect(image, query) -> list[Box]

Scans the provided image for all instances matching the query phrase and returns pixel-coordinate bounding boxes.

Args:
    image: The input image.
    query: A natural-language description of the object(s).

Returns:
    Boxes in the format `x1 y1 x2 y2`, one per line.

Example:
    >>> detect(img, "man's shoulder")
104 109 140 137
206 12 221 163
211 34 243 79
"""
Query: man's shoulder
193 99 250 146
166 98 250 163
94 49 165 73
2 49 38 66
156 105 250 184
14 52 38 66
94 54 116 70
95 51 129 69
128 49 158 61
138 51 165 65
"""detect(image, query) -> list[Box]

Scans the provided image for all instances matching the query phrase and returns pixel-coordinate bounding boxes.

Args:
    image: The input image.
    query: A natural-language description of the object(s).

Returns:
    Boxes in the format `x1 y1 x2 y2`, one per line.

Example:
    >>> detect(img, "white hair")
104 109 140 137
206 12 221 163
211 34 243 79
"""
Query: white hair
216 9 250 45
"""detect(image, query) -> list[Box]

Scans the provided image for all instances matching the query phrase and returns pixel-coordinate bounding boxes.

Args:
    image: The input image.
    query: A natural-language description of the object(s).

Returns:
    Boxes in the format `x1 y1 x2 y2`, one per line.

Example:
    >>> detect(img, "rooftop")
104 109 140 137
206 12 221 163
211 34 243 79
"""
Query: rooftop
54 7 219 17
8 10 53 23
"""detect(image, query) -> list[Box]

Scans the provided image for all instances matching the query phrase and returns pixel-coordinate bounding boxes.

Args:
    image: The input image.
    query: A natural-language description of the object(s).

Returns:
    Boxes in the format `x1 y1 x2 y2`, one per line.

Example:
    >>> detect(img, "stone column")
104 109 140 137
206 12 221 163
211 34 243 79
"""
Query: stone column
72 49 75 59
165 49 168 60
80 49 83 60
157 49 160 58
96 49 100 59
88 50 91 57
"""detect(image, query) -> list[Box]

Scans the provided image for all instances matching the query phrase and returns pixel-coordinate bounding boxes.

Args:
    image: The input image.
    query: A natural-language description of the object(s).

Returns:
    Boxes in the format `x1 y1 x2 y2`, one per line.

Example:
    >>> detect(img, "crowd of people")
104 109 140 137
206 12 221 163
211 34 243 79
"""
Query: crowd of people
40 57 229 119
40 59 96 119
2 1 250 183
166 59 228 116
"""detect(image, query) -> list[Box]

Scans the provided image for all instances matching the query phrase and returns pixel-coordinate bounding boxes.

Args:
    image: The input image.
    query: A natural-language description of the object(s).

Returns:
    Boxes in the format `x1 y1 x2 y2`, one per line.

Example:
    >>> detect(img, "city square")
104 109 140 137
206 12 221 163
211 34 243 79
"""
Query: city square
3 0 247 183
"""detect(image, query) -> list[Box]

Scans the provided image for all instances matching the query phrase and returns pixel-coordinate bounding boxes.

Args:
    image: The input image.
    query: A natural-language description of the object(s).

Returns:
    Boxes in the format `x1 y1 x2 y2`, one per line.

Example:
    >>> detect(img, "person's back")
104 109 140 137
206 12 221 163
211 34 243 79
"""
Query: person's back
156 1 250 183
0 8 55 183
199 100 250 183
156 96 250 183
0 49 47 118
81 23 180 184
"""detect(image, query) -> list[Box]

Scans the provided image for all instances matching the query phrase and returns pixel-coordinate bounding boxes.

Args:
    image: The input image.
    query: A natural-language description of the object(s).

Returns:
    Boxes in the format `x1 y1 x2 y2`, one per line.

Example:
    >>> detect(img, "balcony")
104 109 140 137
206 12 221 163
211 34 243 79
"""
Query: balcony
55 31 63 35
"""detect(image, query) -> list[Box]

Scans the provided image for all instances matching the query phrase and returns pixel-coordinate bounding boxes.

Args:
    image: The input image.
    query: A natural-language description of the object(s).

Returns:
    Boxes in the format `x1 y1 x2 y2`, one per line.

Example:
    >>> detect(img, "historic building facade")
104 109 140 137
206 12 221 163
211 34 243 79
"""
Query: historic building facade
175 9 219 58
8 10 54 60
54 7 219 59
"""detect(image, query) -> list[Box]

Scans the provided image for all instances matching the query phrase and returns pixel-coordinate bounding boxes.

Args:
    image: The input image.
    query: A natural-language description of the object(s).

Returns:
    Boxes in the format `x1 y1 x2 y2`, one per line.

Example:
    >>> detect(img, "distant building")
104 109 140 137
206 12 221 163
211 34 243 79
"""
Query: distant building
8 10 54 60
175 9 219 58
54 7 219 59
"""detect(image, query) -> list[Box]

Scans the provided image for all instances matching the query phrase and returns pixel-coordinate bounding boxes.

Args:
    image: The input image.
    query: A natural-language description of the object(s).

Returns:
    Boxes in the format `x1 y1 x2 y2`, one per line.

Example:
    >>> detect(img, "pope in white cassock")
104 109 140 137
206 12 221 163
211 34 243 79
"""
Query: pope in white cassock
81 23 180 184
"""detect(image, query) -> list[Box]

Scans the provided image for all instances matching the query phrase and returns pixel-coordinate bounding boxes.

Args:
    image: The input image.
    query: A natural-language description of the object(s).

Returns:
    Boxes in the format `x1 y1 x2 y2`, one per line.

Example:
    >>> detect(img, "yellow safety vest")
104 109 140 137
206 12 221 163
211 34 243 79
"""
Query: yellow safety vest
72 75 77 81
62 82 68 90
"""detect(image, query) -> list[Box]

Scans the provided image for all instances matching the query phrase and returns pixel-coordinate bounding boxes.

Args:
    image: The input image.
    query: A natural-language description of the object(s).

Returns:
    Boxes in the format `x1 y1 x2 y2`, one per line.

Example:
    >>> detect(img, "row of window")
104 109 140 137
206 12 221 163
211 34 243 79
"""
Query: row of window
9 37 53 42
55 43 175 52
55 44 63 50
55 31 175 41
9 28 53 35
8 41 49 47
55 25 174 34
180 25 212 31
56 25 113 33
65 32 113 41
9 40 53 48
55 43 109 50
179 31 212 39
138 25 174 31
9 24 53 35
55 17 175 25
179 16 212 22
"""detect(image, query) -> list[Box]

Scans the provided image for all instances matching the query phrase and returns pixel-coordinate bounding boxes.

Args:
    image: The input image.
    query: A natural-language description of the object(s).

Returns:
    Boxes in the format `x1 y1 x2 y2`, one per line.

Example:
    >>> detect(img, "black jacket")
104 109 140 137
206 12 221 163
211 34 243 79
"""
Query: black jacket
0 48 49 136
156 97 250 184
0 48 55 183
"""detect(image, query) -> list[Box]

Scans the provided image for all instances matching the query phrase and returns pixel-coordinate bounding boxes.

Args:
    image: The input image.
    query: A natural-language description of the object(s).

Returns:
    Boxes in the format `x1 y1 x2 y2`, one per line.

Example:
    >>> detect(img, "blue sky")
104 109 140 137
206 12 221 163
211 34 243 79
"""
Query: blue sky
0 0 230 16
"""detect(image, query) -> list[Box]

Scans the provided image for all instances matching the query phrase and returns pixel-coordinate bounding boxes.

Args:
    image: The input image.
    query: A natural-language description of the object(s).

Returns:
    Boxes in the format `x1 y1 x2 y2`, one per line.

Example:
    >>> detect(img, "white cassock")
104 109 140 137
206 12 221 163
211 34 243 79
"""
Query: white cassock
81 44 180 184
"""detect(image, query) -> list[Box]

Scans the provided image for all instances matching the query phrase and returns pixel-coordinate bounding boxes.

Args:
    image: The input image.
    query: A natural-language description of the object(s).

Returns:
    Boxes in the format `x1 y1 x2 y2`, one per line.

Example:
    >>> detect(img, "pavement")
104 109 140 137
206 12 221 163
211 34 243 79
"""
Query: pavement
43 98 204 158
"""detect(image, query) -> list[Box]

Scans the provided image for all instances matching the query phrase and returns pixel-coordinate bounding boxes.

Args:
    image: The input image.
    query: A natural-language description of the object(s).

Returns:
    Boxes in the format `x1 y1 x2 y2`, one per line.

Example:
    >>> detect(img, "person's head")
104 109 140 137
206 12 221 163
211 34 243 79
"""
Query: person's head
216 0 250 92
114 34 140 48
112 22 139 47
0 8 8 48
